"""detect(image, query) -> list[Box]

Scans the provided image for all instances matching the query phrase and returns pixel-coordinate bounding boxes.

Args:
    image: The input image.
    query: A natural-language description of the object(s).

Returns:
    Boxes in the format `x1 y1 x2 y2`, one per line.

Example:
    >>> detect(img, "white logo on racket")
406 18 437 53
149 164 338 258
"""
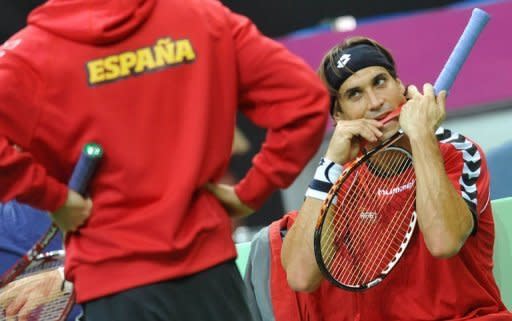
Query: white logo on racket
377 180 415 196
360 211 378 221
337 54 351 68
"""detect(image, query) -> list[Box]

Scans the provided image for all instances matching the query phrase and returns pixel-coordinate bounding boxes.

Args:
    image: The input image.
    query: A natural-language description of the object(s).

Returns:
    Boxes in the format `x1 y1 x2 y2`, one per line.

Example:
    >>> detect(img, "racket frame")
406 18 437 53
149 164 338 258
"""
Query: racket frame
0 250 76 321
314 130 418 291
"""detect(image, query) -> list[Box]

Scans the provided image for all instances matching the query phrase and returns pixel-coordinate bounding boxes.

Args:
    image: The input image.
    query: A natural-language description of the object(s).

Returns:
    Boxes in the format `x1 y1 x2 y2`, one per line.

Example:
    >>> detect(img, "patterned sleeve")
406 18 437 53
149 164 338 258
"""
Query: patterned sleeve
436 127 491 233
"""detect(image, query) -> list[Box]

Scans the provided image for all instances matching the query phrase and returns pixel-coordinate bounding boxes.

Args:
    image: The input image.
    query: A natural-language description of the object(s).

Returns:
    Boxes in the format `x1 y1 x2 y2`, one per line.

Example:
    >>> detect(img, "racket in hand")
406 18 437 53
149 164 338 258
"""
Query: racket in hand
0 251 72 321
0 143 103 320
313 8 490 290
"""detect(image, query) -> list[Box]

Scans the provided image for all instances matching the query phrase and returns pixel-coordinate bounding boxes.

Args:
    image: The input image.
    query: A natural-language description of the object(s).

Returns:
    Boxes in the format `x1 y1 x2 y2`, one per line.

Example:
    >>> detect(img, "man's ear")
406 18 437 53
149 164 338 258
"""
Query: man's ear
332 103 344 122
397 78 408 100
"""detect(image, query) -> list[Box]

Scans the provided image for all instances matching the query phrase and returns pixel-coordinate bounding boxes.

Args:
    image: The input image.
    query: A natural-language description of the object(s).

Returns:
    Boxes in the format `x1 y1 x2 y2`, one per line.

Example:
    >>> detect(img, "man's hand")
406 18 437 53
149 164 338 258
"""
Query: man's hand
0 269 64 321
400 83 447 139
325 119 383 164
204 183 254 218
51 189 92 233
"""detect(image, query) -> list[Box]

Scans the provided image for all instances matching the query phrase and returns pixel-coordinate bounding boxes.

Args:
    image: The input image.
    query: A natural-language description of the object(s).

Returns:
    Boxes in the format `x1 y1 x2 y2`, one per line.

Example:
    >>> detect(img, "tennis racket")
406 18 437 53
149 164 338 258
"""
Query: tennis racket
313 8 490 291
0 251 73 321
0 143 103 320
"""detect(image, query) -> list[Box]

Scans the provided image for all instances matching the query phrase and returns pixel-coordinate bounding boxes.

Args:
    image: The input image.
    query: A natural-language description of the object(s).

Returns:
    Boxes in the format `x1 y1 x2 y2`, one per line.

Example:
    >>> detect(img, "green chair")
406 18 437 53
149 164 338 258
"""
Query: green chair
493 197 512 310
235 242 251 278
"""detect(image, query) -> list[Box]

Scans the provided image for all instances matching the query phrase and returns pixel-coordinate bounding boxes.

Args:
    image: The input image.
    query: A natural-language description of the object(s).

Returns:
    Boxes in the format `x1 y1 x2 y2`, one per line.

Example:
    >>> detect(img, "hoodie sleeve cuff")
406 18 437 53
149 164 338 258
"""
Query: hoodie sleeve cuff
234 167 278 210
33 177 68 212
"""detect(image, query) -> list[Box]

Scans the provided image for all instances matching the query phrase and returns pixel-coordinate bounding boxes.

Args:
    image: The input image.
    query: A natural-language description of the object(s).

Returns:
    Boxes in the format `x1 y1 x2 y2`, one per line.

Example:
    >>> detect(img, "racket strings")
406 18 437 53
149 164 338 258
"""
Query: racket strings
320 148 416 286
336 153 414 283
324 148 407 262
347 155 415 282
0 258 73 321
353 176 416 284
330 166 414 284
322 153 397 271
329 150 412 282
0 288 72 321
337 158 414 284
336 181 414 285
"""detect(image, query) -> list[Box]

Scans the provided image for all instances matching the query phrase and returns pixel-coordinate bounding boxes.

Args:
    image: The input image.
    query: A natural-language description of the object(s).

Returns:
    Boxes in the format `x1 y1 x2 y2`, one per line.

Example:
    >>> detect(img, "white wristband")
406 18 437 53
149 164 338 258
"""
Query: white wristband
305 157 343 201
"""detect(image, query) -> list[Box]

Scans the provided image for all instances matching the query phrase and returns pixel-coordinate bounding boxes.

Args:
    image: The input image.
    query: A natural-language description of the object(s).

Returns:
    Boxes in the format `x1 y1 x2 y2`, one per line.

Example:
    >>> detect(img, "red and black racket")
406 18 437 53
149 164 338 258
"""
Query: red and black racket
313 8 489 291
0 251 74 321
0 143 103 320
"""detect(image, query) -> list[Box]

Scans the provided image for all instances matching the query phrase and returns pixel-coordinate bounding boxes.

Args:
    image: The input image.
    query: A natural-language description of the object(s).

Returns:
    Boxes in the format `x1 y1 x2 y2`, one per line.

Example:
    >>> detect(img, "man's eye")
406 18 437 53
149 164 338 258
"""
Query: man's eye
348 91 361 99
375 77 386 86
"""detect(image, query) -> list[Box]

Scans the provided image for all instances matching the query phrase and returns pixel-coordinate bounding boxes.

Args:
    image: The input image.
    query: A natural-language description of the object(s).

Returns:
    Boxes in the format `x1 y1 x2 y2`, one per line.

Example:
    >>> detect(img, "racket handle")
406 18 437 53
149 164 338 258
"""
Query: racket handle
68 143 103 195
433 8 490 95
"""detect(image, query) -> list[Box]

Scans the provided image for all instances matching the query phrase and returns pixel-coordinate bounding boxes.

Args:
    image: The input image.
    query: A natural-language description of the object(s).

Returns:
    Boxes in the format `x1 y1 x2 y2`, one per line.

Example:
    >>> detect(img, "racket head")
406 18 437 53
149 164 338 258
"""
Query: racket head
0 225 59 288
314 137 417 291
0 250 74 321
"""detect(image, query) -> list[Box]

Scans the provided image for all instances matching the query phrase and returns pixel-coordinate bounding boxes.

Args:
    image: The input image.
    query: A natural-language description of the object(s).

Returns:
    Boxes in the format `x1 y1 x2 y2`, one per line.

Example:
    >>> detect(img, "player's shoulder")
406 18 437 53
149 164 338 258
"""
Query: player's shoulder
186 0 232 19
435 127 484 157
0 26 49 70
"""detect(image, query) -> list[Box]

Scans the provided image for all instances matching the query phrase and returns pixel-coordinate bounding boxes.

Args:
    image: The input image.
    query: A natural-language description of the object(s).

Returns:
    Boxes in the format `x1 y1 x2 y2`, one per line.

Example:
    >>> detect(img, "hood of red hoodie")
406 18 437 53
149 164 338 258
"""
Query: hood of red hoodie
27 0 156 45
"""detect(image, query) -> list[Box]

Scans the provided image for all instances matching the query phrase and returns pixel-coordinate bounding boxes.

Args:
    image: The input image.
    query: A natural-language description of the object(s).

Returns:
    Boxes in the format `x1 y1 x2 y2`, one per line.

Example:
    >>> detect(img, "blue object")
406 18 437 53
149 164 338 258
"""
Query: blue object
434 8 490 94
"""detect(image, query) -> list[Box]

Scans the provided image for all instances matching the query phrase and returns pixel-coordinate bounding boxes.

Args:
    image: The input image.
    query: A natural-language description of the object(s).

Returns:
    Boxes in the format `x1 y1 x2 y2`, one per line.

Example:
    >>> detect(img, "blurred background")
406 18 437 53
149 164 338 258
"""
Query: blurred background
2 0 511 241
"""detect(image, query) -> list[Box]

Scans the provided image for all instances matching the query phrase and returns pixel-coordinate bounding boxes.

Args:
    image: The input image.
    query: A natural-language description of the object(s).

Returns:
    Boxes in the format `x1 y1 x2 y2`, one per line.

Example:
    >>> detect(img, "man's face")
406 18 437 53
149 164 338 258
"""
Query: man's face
334 66 406 141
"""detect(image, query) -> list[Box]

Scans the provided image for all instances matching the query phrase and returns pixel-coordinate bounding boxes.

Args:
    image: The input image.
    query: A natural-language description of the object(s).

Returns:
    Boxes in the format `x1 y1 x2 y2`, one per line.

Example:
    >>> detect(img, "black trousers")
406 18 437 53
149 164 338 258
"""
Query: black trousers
81 260 254 321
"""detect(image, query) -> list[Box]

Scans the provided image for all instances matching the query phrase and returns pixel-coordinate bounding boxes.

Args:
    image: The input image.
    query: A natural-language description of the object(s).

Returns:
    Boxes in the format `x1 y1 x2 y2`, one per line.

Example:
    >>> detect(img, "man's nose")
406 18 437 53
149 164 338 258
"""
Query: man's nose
367 90 383 110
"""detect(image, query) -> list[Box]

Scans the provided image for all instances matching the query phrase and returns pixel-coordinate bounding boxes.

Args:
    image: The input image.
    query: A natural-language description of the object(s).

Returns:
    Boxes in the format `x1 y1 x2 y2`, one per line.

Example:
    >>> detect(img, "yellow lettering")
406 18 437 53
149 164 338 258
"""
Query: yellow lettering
175 40 196 63
119 52 137 76
87 59 105 85
135 48 156 73
104 55 120 81
86 37 197 86
153 38 175 67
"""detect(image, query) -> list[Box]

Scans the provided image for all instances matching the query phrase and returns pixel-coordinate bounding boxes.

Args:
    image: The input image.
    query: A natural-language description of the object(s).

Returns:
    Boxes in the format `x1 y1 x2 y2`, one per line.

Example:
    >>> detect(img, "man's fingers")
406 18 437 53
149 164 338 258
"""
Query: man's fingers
436 90 447 105
423 83 435 98
366 119 384 128
342 119 382 141
406 85 419 98
204 183 222 199
5 294 26 317
358 126 380 142
85 198 93 213
18 306 31 321
367 122 383 138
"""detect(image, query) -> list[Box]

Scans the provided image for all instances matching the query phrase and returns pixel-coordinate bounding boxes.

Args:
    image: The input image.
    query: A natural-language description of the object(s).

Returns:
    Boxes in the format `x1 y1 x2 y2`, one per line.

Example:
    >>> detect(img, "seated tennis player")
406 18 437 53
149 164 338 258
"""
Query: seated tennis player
238 37 511 321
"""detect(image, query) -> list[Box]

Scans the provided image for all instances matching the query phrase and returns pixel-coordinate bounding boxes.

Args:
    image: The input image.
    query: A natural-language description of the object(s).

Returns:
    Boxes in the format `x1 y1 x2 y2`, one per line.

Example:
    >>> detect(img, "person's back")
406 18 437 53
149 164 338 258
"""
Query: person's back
0 0 329 316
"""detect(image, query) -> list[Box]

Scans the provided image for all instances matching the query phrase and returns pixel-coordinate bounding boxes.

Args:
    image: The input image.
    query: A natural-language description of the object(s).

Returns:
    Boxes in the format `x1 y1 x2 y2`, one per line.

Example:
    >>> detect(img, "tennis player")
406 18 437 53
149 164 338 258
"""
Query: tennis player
241 37 511 321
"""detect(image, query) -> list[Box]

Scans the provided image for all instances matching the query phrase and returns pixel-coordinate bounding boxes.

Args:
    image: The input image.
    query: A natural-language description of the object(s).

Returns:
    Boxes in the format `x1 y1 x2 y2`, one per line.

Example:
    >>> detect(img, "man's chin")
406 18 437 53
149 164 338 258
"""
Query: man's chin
380 121 400 141
363 122 400 150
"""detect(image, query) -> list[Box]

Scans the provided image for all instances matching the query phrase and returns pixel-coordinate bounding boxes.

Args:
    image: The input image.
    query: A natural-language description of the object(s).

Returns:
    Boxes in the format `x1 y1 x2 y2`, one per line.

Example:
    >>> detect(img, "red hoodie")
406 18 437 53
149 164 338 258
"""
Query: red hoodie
0 0 329 302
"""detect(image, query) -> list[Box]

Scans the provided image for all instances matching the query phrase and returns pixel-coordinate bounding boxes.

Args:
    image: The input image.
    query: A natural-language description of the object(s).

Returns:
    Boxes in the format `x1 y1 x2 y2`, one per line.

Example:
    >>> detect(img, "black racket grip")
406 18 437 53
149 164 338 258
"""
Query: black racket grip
68 143 103 196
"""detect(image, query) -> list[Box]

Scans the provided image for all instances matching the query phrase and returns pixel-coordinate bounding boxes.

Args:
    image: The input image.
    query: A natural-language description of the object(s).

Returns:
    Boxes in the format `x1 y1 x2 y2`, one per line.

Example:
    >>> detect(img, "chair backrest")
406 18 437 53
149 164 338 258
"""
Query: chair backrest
236 242 251 277
488 142 512 199
492 197 512 310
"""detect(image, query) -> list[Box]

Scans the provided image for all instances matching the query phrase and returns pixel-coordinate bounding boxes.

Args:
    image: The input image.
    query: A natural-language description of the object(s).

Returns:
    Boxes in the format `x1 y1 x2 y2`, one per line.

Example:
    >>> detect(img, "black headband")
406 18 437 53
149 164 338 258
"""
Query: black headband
324 44 395 114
